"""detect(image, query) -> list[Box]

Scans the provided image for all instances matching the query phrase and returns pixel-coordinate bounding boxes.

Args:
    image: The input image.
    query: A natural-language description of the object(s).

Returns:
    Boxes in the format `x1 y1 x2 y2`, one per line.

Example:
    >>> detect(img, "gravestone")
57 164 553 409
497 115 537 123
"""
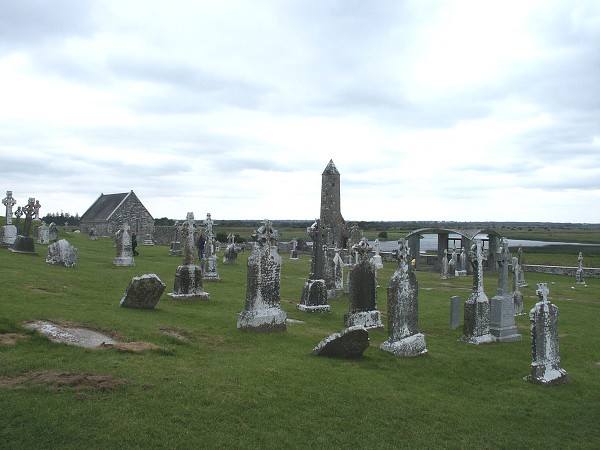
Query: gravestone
525 283 569 386
517 246 528 287
120 274 166 309
88 227 98 241
449 247 458 276
10 197 37 254
289 238 298 260
575 252 585 285
381 239 427 357
237 220 287 332
489 239 521 342
344 238 383 330
440 249 449 279
450 296 461 329
458 240 494 344
456 247 467 276
333 248 344 290
48 222 58 242
312 326 369 358
168 212 210 300
168 221 182 256
46 239 78 267
113 222 135 266
371 239 384 269
2 190 17 246
223 233 239 264
298 219 330 312
202 213 220 281
37 222 50 244
512 256 525 316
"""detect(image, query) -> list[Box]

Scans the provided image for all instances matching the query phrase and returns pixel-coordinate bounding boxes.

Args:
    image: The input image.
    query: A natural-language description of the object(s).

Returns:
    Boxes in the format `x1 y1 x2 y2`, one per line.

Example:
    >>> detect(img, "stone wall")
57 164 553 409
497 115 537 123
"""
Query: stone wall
153 226 176 245
523 264 600 279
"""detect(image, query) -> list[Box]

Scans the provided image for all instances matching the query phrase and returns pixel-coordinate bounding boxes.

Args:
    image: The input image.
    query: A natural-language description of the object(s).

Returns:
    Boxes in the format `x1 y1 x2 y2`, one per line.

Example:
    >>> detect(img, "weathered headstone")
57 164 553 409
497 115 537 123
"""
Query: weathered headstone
46 239 78 267
512 256 525 316
168 212 210 300
450 247 458 276
223 233 239 264
440 249 449 279
202 213 220 281
458 240 494 344
37 222 50 244
289 238 298 260
575 252 585 285
168 221 182 256
456 247 467 276
381 239 427 357
344 238 383 330
490 239 522 342
237 220 287 332
48 222 58 242
525 283 568 386
10 198 37 254
332 248 344 290
120 274 166 309
298 219 330 312
450 296 461 329
113 222 135 266
312 326 369 358
517 245 528 287
2 190 17 246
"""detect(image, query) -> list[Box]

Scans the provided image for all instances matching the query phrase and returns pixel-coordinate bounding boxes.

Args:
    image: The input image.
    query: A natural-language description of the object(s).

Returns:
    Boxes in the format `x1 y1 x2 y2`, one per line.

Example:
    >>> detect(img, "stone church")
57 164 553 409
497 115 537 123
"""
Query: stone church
79 191 154 238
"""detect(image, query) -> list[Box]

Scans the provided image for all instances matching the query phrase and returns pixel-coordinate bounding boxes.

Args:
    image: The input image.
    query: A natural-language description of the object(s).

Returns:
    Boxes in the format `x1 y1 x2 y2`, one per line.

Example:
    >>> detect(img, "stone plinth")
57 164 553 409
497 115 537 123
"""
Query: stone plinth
46 239 78 267
312 326 369 358
168 241 181 256
380 333 427 357
10 236 36 254
168 264 210 300
298 279 330 312
120 274 166 309
237 307 287 332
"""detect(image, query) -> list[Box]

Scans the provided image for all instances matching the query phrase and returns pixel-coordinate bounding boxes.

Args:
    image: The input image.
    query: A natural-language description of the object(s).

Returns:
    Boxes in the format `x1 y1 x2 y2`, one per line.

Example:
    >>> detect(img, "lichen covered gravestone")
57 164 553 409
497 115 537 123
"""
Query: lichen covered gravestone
525 283 568 386
2 190 17 246
343 238 383 330
298 219 330 312
223 233 239 264
38 222 50 244
46 239 78 267
489 239 521 342
380 239 427 357
113 222 135 266
10 197 37 254
458 240 494 345
120 274 166 309
237 220 287 332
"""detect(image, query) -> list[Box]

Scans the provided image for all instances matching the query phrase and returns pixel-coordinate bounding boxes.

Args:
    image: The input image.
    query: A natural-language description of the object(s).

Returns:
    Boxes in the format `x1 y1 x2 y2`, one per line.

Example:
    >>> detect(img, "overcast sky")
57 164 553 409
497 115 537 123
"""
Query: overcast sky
1 1 599 223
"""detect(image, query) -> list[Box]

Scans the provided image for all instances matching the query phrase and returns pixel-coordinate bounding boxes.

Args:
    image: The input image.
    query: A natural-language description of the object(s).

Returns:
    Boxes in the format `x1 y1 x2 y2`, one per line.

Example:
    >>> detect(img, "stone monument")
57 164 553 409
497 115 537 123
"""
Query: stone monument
289 239 298 260
517 245 528 287
10 197 37 254
459 240 494 344
440 249 449 279
88 227 98 240
48 222 58 242
237 220 287 332
168 221 182 256
312 326 370 358
512 256 525 316
120 274 166 309
381 239 427 357
223 233 239 264
489 239 522 342
168 213 210 300
575 252 585 285
46 239 78 267
2 190 17 246
202 213 220 281
344 238 383 330
113 222 135 266
298 219 330 312
525 283 569 386
37 222 50 245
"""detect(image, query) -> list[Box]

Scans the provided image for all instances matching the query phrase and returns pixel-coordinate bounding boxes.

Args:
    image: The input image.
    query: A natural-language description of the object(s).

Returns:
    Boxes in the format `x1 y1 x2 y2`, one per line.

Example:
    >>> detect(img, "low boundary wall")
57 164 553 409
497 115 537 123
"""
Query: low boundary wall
522 264 600 279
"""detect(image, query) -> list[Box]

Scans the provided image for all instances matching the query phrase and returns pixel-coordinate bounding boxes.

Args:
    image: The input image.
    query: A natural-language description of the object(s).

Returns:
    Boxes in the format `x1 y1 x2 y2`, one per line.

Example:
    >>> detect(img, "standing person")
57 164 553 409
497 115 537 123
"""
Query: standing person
196 232 205 260
132 232 139 256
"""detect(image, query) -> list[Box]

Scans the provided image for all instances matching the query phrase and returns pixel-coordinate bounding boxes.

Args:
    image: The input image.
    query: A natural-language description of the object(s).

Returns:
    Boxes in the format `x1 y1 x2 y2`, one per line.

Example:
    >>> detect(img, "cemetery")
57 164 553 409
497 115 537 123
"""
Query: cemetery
1 176 600 448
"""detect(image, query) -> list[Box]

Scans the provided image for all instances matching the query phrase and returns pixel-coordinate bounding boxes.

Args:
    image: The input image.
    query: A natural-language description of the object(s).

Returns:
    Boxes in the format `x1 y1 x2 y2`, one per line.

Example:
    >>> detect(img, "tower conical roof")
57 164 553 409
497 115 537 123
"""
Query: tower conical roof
322 159 339 175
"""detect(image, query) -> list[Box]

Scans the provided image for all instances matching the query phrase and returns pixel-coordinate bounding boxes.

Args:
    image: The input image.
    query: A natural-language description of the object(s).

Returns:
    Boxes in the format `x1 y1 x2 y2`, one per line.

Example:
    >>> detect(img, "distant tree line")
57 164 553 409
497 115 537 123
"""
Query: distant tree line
42 212 80 226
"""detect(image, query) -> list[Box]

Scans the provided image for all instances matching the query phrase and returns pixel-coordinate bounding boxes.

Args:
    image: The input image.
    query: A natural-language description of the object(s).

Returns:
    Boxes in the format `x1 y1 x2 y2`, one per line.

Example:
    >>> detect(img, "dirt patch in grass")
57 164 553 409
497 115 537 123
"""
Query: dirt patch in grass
0 333 28 346
105 342 161 352
0 371 129 392
159 328 189 341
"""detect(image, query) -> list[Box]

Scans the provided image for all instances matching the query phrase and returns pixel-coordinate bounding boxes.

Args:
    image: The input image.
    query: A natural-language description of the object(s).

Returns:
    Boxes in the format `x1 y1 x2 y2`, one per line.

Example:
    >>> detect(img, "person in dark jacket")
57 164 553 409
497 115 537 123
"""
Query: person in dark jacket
195 233 205 260
132 233 139 256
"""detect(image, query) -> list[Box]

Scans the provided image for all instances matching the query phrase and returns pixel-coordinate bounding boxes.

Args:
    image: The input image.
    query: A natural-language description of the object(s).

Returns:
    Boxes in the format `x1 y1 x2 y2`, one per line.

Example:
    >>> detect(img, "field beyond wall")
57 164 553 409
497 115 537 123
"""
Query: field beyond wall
1 227 599 449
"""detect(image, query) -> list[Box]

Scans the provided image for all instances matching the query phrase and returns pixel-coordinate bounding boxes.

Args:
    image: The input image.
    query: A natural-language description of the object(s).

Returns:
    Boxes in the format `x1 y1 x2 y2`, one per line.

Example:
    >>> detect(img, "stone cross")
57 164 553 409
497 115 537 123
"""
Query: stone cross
204 213 214 236
459 247 466 272
2 191 17 224
496 238 511 295
470 240 485 295
22 198 36 237
33 199 41 220
578 252 583 270
181 213 196 265
14 207 23 233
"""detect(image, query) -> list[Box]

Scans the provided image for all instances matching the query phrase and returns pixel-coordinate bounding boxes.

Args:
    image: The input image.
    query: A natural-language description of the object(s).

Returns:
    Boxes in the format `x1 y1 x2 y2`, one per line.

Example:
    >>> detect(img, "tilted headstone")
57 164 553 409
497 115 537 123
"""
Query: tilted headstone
381 239 427 357
525 283 568 386
46 239 78 267
237 220 287 332
344 238 383 330
120 274 166 309
458 240 494 344
202 213 220 281
113 222 135 266
512 256 524 316
168 212 210 300
575 252 585 285
298 219 330 312
489 239 521 342
312 326 369 358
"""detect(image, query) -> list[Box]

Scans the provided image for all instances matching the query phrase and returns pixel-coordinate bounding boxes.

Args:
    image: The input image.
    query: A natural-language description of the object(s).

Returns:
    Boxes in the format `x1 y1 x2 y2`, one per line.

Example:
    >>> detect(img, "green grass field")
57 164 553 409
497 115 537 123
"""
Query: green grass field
1 230 599 449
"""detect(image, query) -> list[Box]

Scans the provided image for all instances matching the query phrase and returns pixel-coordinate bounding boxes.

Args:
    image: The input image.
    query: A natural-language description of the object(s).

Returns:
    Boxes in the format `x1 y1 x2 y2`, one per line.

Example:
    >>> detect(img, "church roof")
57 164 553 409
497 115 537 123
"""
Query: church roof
80 191 131 222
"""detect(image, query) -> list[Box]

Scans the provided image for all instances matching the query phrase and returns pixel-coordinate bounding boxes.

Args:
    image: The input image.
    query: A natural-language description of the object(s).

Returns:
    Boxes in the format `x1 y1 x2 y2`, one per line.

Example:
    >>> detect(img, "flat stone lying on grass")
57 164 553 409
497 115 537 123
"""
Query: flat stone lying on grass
23 320 118 348
312 326 369 358
120 274 166 309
